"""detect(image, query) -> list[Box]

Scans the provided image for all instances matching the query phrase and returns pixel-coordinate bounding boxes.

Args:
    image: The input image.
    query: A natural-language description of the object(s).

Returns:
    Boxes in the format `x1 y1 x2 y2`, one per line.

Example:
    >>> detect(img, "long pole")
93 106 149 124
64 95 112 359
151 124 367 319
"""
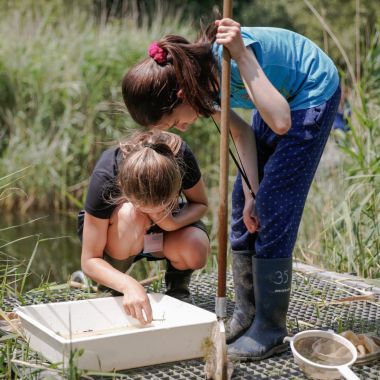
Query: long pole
216 0 232 321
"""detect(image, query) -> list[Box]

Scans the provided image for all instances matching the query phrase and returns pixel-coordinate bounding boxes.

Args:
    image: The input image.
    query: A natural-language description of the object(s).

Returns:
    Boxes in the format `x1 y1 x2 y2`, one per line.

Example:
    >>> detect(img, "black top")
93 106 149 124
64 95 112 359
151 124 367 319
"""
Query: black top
84 141 202 219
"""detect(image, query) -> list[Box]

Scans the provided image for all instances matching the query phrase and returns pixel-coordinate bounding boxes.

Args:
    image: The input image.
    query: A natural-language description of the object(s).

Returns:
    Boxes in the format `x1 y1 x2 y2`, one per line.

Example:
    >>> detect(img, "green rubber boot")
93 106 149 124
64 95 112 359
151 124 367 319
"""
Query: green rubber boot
225 251 255 344
97 254 135 296
165 260 193 302
228 257 292 361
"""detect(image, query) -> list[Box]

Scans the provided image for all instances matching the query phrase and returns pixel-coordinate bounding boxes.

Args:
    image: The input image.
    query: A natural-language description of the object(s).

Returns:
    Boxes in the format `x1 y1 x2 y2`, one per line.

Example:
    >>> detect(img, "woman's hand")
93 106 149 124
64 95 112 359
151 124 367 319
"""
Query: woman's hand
122 277 153 325
243 197 260 233
215 18 245 61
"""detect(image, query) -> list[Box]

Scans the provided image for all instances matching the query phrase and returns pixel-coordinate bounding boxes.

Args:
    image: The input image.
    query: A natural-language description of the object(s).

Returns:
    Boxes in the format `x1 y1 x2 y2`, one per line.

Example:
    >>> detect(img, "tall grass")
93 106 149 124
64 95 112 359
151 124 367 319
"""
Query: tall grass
0 0 203 211
0 1 378 278
1 173 90 379
294 3 379 278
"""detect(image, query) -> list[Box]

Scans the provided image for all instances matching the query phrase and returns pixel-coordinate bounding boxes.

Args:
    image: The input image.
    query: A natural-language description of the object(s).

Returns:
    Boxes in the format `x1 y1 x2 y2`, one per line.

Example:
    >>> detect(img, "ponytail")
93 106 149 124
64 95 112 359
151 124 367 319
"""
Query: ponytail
118 131 183 208
122 34 219 127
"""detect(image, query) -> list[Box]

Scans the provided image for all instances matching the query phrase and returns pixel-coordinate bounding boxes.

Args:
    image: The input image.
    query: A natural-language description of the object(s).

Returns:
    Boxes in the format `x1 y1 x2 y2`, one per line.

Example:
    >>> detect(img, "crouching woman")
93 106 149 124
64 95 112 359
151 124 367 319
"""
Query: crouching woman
78 131 210 325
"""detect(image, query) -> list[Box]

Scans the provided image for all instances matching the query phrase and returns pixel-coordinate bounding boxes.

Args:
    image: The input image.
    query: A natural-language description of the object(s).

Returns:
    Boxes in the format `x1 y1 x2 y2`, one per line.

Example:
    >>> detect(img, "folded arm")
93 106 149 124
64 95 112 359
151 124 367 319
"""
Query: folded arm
213 109 260 232
148 179 208 231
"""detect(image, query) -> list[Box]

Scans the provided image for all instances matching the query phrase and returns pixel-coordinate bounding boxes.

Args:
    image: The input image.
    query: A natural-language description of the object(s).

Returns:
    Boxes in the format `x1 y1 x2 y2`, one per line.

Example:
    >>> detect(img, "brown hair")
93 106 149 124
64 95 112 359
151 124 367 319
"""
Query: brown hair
117 131 183 209
122 29 219 127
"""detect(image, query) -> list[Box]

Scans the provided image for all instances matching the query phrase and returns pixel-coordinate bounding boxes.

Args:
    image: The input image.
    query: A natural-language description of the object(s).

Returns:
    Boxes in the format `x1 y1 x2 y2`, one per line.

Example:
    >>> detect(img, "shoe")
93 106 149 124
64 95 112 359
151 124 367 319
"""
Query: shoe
165 260 193 302
225 251 255 344
228 257 292 361
70 270 87 285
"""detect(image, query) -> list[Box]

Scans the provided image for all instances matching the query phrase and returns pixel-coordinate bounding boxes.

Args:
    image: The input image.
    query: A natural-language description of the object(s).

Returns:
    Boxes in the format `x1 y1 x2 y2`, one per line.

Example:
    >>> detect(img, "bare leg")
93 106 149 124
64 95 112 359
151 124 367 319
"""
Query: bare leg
163 226 209 270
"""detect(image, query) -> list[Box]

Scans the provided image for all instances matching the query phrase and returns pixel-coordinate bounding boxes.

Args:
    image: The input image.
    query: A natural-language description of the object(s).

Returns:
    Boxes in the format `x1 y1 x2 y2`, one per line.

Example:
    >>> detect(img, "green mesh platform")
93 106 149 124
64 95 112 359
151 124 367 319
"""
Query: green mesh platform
3 264 380 379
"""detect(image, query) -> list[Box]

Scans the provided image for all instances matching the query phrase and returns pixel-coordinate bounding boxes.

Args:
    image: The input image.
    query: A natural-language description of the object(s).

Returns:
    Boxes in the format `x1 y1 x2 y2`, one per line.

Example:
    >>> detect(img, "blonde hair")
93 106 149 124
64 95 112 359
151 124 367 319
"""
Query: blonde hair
118 131 183 209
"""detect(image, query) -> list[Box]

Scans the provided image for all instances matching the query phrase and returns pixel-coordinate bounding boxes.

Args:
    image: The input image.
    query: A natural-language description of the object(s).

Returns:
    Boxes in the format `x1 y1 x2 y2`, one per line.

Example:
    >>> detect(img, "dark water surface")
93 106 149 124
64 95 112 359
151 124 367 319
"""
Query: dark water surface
1 212 152 290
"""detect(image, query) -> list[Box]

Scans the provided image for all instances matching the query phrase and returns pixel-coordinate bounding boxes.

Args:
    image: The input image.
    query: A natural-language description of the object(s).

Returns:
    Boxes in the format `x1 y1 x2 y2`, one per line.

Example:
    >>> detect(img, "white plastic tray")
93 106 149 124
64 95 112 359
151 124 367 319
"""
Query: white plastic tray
16 294 217 371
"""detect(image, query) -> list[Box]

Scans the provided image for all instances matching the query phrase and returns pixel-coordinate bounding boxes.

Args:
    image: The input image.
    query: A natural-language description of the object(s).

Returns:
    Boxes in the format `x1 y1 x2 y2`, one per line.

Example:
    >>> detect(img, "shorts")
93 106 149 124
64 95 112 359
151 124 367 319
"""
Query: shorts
76 208 208 264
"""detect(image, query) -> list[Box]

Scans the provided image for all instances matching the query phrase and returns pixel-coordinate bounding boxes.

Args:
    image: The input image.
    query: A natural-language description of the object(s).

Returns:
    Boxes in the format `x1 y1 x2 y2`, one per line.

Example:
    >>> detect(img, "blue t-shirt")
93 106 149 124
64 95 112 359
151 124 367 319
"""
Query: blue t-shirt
212 27 339 110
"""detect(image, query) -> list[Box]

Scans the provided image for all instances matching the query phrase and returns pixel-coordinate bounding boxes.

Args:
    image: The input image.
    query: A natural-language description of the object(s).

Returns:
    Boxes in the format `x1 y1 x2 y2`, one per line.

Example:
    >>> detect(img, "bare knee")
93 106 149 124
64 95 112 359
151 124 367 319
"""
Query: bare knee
164 228 210 270
183 236 210 269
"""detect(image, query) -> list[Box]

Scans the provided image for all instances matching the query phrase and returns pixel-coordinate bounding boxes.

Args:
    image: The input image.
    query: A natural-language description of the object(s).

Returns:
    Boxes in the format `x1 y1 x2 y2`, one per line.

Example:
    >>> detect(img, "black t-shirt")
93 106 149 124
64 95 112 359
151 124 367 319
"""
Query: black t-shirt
84 141 202 219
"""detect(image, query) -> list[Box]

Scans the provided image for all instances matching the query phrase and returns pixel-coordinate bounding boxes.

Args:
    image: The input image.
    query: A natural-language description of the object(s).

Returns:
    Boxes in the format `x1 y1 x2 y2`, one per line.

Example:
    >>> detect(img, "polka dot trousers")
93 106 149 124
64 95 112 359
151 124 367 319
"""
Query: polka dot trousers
230 86 341 258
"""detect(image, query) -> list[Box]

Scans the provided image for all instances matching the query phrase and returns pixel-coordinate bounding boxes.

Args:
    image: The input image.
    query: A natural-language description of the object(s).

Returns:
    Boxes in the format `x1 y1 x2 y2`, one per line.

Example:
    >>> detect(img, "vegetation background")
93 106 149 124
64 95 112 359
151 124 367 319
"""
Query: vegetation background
0 0 379 296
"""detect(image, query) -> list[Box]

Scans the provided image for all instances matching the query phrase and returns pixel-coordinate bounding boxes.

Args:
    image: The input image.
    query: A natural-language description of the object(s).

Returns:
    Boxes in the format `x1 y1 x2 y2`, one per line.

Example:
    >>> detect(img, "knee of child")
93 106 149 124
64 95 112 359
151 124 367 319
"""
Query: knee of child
186 238 209 269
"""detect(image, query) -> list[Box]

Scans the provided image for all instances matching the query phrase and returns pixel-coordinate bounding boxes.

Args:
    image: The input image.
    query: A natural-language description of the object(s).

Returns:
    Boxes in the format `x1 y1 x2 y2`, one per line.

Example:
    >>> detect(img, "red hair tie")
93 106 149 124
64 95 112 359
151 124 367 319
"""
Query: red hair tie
148 42 167 64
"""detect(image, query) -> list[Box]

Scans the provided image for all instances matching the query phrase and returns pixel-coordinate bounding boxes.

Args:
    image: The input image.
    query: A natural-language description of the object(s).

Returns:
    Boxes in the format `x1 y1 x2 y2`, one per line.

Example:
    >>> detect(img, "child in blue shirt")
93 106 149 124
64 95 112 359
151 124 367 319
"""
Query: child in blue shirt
121 18 340 360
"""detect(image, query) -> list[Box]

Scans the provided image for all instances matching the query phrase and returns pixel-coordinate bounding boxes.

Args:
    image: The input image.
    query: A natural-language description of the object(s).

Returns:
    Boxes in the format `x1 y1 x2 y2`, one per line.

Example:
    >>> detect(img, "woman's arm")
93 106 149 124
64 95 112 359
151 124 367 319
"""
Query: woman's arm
81 212 152 324
215 18 291 135
213 109 260 232
148 178 208 231
213 109 259 195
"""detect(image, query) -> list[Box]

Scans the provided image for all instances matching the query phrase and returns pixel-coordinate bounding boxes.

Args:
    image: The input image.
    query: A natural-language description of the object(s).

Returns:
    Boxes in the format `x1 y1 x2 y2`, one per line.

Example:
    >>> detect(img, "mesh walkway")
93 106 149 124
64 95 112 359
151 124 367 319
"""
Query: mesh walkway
3 263 380 379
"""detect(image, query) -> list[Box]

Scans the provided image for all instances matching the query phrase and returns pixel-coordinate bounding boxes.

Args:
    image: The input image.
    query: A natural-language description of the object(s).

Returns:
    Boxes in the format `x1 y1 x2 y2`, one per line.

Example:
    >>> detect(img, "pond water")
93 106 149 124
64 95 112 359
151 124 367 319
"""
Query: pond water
1 212 154 290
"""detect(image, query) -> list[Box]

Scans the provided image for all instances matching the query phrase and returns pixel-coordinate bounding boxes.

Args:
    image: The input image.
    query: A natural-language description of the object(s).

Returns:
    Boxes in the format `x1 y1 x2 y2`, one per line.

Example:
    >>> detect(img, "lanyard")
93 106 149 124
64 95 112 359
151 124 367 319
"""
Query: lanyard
211 116 256 200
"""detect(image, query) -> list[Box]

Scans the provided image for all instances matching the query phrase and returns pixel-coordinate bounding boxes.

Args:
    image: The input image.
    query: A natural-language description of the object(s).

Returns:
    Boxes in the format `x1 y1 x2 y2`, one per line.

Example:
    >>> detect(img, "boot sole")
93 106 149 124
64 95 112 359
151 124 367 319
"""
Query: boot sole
228 342 289 362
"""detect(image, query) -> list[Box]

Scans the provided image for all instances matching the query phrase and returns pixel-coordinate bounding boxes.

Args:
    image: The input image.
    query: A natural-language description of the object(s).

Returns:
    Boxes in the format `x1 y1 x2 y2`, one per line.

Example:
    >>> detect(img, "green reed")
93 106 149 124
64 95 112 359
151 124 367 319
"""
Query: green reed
0 0 195 212
0 1 378 282
294 7 379 278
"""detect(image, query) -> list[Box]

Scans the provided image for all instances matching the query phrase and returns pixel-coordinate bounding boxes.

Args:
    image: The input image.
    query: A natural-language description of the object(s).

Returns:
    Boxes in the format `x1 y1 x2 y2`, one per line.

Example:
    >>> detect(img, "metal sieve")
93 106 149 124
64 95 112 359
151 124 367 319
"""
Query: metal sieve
284 329 360 380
